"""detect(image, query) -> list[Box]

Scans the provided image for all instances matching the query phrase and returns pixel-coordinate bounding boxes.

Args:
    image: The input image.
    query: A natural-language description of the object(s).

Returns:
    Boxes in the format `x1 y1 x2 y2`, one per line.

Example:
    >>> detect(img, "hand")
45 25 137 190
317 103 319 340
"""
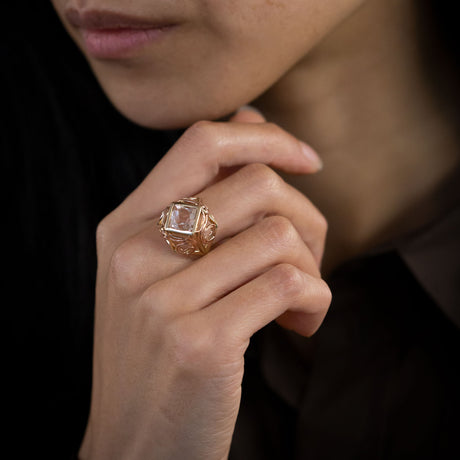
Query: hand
79 108 331 459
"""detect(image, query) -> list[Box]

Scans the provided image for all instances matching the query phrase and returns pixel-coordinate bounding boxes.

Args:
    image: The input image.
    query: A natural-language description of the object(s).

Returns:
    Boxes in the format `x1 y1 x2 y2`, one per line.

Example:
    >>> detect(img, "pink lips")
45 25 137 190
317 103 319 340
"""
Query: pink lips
65 8 178 59
81 27 174 59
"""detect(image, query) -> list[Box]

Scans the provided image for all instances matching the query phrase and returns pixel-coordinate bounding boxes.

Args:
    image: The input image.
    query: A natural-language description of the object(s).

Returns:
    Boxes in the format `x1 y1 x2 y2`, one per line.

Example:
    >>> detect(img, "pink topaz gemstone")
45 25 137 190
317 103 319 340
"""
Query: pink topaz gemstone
168 204 198 232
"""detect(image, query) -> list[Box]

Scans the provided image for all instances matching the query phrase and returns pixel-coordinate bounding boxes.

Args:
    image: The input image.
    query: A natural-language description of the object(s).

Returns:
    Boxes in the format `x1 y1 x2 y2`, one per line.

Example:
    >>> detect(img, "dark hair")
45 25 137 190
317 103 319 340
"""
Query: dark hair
4 2 458 458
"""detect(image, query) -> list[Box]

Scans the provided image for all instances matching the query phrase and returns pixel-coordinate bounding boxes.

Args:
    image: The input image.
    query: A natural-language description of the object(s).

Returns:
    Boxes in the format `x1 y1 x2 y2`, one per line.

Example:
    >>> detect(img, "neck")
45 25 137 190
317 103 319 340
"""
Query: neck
254 0 460 277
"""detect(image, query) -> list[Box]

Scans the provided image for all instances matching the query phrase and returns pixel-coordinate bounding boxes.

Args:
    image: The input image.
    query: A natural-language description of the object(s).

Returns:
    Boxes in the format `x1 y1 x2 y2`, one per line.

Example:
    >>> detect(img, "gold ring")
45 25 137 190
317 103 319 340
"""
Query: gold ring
157 197 218 257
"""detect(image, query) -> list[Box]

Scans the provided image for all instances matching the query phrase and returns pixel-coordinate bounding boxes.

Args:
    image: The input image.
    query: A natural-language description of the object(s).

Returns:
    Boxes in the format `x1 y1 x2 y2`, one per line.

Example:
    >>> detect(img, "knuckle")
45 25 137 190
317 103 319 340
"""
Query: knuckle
165 318 216 372
179 120 224 174
242 163 283 195
314 211 329 237
318 278 333 309
183 120 218 149
259 215 298 251
268 264 306 300
308 277 333 315
264 121 285 137
95 215 115 251
306 279 333 335
138 281 174 321
108 238 147 294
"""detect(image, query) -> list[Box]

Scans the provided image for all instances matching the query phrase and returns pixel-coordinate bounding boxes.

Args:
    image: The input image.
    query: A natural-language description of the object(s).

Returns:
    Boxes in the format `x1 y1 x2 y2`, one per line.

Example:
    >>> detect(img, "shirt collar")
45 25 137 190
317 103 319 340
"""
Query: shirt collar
397 203 460 329
259 189 460 408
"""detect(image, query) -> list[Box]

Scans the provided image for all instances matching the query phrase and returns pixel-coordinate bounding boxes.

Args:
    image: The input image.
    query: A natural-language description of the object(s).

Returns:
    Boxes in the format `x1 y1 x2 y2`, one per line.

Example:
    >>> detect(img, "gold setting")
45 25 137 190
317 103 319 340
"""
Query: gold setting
157 197 218 256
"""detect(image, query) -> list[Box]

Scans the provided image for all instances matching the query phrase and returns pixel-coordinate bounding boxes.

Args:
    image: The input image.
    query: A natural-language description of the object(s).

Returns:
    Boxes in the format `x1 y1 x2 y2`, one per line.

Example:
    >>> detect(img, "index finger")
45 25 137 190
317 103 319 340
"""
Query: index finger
115 117 322 223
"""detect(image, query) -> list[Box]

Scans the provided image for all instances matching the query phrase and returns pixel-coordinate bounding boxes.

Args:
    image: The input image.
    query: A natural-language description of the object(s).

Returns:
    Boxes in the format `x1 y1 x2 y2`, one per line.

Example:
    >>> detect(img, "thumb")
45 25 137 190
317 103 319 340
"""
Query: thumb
229 105 266 123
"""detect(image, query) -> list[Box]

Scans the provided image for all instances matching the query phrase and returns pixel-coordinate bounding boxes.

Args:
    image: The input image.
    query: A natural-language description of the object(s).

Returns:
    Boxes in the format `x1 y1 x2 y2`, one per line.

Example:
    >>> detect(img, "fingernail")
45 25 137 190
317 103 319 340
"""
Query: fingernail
299 141 323 171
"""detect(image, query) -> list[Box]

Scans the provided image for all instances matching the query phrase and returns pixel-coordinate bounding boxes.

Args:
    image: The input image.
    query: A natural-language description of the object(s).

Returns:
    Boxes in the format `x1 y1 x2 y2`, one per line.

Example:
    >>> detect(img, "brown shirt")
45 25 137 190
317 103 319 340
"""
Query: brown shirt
229 198 460 459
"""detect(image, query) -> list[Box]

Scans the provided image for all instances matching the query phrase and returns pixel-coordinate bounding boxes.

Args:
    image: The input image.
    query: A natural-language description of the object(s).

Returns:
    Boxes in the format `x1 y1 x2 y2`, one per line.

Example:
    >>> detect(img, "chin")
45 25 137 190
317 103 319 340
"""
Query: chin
117 108 202 131
102 88 241 131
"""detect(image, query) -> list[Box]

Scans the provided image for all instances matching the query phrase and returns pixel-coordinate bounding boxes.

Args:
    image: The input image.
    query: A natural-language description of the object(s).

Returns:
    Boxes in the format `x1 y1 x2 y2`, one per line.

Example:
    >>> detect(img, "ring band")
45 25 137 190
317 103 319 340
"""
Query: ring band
157 197 218 257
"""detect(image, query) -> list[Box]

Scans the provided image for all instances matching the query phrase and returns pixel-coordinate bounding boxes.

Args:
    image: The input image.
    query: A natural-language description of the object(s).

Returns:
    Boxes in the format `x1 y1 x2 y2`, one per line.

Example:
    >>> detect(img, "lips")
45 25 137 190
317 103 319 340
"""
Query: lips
65 7 177 30
64 7 179 59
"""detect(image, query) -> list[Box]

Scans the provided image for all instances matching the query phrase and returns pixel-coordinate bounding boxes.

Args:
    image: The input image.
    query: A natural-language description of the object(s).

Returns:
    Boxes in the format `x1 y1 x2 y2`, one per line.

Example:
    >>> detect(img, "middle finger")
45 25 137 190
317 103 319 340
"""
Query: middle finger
200 162 327 267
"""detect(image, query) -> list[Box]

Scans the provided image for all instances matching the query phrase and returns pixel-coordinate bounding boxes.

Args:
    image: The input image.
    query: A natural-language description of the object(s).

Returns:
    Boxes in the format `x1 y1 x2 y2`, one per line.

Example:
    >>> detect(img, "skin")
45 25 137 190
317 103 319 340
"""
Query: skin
254 0 460 275
49 0 460 458
52 0 365 129
81 110 331 458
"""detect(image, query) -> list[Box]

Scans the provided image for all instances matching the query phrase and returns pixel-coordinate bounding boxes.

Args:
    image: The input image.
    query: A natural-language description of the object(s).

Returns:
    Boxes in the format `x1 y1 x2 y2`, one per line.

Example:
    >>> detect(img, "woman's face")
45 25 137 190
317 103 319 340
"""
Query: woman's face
52 0 365 129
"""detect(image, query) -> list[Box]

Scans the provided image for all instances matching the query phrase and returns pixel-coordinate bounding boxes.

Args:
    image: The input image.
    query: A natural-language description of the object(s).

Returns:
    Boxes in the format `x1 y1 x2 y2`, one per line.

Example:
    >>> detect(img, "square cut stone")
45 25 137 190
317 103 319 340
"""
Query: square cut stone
167 204 198 233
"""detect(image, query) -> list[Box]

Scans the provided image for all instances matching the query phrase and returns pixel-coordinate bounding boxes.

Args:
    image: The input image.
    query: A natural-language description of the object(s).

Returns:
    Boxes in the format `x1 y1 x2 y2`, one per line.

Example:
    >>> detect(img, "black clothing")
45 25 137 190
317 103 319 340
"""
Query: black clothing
230 207 460 459
4 3 460 459
3 7 179 456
